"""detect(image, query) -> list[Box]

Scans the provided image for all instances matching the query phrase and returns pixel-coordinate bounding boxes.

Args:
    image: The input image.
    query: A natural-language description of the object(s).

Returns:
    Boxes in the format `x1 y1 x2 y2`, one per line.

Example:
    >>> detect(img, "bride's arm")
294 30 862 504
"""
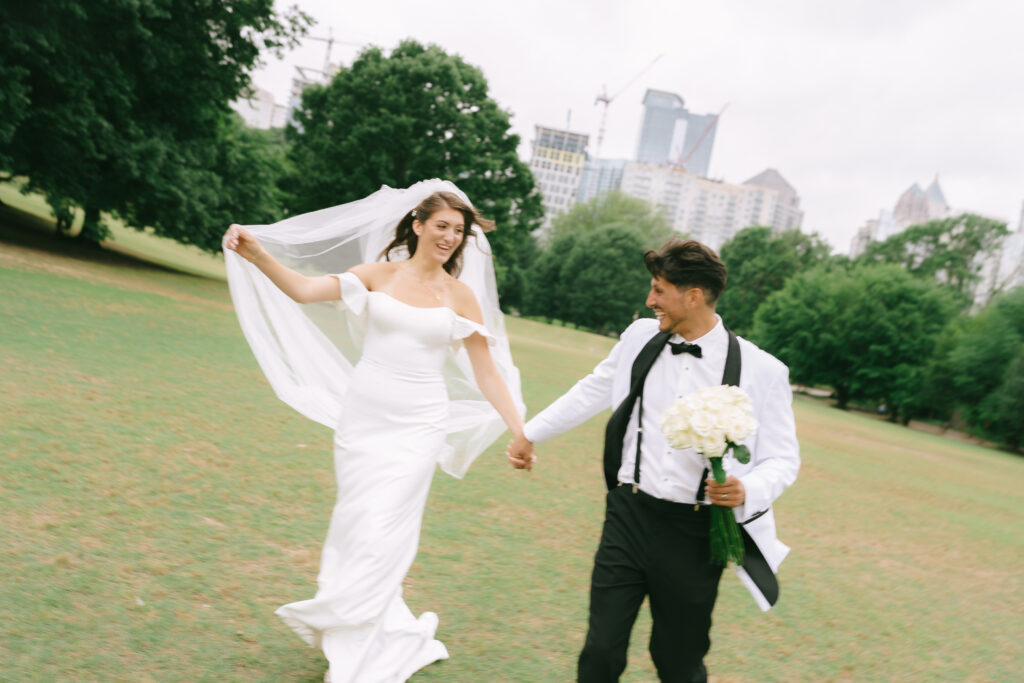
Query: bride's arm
454 286 525 439
223 224 340 303
464 333 525 438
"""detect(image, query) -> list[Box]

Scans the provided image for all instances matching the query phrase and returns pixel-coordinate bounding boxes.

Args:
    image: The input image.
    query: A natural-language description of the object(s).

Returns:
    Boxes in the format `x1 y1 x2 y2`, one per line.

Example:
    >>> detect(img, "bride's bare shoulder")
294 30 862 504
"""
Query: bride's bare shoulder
348 262 399 290
449 279 483 322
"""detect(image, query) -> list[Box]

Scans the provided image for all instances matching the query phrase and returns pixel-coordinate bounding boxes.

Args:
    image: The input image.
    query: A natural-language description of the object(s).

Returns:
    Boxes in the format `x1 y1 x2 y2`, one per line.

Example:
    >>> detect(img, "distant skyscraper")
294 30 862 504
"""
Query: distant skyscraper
892 177 950 228
620 163 803 250
851 176 952 256
634 89 718 177
577 158 627 203
231 87 289 129
635 90 686 166
742 169 804 232
528 125 589 232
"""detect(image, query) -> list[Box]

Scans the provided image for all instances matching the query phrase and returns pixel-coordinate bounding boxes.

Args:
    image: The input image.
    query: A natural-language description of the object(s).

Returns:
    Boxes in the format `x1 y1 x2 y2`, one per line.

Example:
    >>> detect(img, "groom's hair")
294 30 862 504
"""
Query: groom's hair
643 239 727 305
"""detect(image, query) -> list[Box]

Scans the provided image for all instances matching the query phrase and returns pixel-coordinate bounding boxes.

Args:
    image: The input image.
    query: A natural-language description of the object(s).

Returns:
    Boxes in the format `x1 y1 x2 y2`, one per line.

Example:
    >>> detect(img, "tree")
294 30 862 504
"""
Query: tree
753 264 957 419
0 1 309 244
524 227 651 335
716 226 833 337
856 214 1009 302
919 286 1024 437
545 191 673 248
994 351 1024 452
524 231 581 323
284 40 543 299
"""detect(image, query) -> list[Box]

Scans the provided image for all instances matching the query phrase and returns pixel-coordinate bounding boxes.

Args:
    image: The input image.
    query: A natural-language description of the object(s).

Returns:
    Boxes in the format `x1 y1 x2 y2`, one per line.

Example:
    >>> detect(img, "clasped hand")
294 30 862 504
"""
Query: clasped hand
505 433 536 471
705 475 745 508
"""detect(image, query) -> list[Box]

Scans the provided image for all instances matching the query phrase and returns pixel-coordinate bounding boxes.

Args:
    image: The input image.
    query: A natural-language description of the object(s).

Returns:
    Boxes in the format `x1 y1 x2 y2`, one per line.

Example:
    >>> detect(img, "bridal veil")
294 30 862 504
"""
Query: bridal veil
223 179 524 477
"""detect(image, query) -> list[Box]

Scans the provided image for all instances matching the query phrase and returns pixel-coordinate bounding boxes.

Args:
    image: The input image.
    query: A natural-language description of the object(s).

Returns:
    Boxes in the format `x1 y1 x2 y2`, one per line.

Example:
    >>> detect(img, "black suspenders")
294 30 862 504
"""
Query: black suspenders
628 328 741 500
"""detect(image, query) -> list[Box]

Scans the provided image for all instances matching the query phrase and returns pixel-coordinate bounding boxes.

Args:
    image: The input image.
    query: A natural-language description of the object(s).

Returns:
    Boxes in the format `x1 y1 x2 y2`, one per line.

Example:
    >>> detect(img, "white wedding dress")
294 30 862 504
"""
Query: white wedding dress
274 273 496 682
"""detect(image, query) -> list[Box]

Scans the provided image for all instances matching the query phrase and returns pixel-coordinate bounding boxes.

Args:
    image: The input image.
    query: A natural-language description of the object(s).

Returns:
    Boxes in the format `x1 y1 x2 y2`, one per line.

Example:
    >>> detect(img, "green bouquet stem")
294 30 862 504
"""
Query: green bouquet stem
709 455 745 566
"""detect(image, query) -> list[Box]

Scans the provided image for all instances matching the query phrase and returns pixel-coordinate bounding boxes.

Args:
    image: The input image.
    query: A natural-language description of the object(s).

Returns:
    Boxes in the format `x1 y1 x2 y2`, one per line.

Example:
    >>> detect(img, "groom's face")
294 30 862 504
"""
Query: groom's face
646 276 694 334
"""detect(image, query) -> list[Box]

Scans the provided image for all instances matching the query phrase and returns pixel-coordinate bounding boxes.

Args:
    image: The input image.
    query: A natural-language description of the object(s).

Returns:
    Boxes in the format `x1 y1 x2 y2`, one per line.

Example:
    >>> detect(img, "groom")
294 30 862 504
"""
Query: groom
507 239 800 682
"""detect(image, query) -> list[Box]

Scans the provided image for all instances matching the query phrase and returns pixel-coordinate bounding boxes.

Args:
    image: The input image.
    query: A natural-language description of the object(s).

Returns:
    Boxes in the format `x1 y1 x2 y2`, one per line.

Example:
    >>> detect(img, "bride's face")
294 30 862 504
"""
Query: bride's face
413 208 465 265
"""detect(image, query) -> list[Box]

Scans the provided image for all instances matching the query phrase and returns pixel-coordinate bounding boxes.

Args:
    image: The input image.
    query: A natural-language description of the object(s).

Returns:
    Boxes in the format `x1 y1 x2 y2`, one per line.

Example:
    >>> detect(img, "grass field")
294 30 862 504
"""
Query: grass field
1 213 1022 682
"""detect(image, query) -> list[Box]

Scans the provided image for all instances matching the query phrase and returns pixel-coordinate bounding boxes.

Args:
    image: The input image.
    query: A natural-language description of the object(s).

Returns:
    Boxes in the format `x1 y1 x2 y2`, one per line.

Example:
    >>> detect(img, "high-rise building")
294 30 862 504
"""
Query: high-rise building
231 87 289 129
892 177 950 228
528 125 589 232
850 177 952 256
577 158 627 203
620 163 802 250
849 210 896 258
742 169 805 232
634 89 718 177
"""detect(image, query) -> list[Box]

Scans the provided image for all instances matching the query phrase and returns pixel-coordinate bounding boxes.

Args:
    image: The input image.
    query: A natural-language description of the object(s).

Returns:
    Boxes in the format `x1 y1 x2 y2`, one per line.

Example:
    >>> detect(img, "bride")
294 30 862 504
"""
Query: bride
222 180 526 682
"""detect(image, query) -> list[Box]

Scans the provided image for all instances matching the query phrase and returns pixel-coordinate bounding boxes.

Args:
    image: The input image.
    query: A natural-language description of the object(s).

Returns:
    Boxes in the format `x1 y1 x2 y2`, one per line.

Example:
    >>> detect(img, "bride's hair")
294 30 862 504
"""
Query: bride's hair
380 191 496 277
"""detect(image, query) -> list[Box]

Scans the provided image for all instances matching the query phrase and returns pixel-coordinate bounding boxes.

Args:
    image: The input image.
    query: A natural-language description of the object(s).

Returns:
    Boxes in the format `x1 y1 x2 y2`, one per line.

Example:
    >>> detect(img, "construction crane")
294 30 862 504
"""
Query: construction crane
304 27 365 79
678 103 729 173
594 54 663 158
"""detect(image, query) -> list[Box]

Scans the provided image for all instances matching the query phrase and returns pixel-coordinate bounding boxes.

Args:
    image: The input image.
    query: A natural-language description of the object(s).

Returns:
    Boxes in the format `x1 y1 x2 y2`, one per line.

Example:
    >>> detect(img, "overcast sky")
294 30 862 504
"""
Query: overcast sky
248 0 1023 252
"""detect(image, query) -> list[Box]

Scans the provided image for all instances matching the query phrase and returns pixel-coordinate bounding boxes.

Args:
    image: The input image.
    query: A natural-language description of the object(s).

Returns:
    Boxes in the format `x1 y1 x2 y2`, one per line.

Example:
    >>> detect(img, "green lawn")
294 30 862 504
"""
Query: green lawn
0 182 226 280
1 219 1022 681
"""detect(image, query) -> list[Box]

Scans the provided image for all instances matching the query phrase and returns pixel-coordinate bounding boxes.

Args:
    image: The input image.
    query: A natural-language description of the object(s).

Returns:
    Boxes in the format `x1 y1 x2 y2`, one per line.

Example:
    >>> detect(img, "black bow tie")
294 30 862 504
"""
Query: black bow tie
669 341 702 358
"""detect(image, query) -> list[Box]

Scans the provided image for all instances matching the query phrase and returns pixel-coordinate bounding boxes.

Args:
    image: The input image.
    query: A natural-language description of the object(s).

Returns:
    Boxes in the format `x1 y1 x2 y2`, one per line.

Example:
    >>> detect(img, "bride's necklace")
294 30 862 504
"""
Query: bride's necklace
400 263 444 303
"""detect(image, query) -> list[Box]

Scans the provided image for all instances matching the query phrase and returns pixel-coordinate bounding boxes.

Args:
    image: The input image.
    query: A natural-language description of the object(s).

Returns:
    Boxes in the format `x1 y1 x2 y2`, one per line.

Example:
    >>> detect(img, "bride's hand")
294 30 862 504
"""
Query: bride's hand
223 224 264 264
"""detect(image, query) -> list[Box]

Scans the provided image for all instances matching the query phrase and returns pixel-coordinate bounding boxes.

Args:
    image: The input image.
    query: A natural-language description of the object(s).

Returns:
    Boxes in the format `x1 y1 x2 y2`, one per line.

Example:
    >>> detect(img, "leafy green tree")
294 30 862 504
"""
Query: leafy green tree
0 1 308 244
545 191 673 248
717 226 833 336
524 232 581 323
524 227 651 334
856 214 1009 302
560 227 652 335
285 40 542 299
919 286 1024 436
126 113 294 250
753 264 957 419
994 351 1024 452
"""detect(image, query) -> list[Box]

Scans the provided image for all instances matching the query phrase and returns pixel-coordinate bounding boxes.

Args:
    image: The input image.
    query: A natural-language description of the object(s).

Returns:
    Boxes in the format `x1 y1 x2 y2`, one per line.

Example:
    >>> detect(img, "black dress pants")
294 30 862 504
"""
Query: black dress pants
578 485 724 683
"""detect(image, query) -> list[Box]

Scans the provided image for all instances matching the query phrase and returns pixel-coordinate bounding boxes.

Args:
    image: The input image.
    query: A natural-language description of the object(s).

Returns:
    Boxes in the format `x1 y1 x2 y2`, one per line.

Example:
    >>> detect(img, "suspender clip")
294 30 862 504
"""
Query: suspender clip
632 484 638 494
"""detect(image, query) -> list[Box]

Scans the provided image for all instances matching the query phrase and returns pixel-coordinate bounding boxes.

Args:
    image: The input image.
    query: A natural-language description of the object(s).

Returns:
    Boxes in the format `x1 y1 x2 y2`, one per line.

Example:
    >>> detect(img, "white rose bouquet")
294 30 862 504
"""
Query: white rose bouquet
659 385 758 565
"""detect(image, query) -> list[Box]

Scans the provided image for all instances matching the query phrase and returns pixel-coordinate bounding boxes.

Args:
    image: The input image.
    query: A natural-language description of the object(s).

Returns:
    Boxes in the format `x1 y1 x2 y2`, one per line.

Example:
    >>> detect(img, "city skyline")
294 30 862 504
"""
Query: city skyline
245 0 1024 250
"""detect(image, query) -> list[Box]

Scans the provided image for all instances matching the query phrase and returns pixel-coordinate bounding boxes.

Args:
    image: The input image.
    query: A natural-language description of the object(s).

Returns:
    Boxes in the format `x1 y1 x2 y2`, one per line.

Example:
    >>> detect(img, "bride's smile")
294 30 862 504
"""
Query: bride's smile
414 207 465 265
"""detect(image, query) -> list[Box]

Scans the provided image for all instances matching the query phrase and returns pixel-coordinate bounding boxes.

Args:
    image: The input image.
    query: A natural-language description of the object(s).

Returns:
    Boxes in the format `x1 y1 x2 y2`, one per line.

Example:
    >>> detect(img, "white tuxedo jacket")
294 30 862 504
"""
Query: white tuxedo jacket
525 318 800 610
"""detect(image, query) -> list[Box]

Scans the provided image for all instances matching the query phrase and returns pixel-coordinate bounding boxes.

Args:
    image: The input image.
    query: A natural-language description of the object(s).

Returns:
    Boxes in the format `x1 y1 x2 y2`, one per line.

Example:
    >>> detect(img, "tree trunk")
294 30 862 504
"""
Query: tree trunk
55 212 74 236
76 206 107 245
834 384 850 410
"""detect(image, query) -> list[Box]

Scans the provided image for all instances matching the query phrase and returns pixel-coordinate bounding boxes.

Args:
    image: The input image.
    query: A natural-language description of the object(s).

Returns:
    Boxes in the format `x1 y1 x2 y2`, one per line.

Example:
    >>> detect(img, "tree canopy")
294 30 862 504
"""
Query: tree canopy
918 286 1024 444
753 263 958 419
856 213 1009 302
524 226 652 335
284 39 542 300
544 191 673 248
716 226 833 337
0 1 309 245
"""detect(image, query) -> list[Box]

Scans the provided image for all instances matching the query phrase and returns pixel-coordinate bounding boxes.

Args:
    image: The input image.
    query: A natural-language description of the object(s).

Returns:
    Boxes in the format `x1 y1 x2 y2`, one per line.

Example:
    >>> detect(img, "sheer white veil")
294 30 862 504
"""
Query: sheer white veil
224 178 524 478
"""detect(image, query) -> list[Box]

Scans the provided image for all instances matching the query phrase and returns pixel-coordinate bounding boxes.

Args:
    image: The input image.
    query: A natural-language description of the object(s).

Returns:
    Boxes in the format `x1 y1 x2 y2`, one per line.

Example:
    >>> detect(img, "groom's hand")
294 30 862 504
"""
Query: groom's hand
705 475 745 507
506 434 536 471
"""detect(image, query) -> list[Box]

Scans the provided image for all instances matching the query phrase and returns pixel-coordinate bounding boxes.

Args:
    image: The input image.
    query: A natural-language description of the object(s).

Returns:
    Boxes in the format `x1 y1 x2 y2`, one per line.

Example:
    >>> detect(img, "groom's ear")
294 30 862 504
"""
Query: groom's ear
684 286 706 308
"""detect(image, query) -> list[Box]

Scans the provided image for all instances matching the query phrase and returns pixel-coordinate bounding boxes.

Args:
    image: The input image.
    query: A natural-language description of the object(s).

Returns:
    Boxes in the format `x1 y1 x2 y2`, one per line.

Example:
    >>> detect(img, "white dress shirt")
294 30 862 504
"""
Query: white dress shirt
523 315 801 610
616 317 728 504
524 316 799 516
